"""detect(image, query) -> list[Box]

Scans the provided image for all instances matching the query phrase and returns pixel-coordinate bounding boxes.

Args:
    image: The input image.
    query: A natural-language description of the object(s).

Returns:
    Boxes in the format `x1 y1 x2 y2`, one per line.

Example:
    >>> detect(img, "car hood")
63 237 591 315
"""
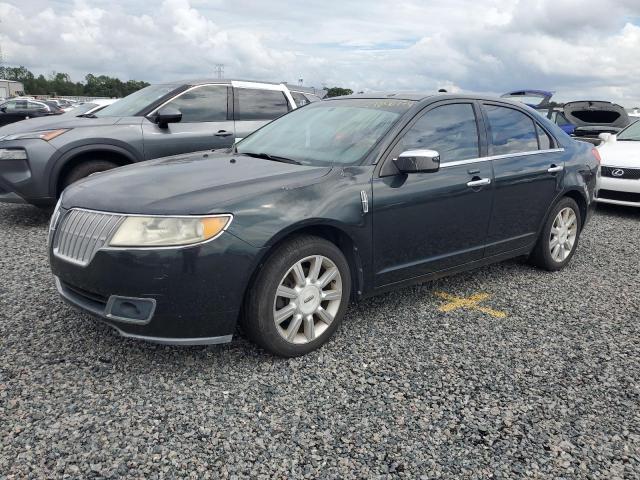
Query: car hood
0 115 137 138
61 151 333 215
597 140 640 168
564 101 630 128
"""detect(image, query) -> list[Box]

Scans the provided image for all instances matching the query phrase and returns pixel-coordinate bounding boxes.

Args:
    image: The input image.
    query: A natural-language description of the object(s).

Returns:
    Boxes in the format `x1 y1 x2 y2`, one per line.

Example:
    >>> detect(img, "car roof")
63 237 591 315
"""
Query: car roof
158 78 286 88
324 92 534 106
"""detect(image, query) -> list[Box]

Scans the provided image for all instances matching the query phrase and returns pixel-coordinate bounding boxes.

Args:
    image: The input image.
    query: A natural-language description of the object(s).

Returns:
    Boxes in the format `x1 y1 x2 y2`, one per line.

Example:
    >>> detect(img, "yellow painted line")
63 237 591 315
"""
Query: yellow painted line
434 291 507 318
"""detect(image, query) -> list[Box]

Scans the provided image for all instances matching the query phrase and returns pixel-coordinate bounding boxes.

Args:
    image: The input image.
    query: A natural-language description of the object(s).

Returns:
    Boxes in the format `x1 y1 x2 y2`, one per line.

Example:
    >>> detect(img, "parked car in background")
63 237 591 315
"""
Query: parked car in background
64 98 119 117
563 101 630 143
0 79 304 206
502 90 631 142
49 93 598 356
48 98 75 112
0 98 63 127
596 121 640 207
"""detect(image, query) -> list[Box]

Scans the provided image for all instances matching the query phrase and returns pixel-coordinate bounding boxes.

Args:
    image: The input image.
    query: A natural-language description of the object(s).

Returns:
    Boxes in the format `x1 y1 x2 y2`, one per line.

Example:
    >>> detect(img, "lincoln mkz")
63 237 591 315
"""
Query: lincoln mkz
49 93 599 356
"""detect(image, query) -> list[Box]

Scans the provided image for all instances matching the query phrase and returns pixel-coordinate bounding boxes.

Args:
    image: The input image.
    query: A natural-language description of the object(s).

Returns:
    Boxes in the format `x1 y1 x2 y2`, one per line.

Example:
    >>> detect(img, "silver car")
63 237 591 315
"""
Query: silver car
0 79 315 206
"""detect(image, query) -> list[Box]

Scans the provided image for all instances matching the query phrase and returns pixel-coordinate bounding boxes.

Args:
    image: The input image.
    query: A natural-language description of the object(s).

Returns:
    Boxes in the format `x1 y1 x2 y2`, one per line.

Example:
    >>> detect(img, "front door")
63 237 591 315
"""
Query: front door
142 84 235 160
480 103 565 255
372 102 494 287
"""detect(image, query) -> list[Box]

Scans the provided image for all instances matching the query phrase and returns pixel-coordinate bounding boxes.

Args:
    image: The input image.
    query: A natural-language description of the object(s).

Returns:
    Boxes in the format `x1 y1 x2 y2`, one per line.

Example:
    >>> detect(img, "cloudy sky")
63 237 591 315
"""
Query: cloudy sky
2 0 640 105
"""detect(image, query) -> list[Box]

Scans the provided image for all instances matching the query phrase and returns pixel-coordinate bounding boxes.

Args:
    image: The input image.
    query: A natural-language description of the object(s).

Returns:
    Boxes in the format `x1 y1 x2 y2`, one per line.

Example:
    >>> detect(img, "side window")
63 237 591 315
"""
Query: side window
164 85 228 123
1 101 17 111
236 88 289 121
395 103 479 163
536 124 553 149
291 92 310 108
484 105 538 155
27 101 46 111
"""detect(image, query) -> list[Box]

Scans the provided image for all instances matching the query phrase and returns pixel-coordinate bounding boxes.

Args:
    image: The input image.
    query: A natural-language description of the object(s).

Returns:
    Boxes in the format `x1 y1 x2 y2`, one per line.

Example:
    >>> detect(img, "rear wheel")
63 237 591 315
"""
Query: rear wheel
242 235 351 357
530 197 581 271
61 160 119 191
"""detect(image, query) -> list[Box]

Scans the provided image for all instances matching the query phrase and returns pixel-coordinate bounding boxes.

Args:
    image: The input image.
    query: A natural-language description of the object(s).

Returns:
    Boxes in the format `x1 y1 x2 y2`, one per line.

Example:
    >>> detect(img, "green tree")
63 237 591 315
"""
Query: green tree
325 87 353 98
1 65 149 97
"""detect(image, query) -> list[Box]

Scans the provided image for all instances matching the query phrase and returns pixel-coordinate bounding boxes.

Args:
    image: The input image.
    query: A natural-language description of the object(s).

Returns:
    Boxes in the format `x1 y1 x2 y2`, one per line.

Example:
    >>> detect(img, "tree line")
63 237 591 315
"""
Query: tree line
0 66 149 98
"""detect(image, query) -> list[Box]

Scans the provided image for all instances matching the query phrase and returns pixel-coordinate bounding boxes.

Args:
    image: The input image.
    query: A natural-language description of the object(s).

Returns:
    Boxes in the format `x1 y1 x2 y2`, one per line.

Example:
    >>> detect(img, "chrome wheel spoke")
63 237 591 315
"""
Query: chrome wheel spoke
276 285 297 299
318 267 338 288
322 289 342 301
275 303 296 324
286 314 303 341
309 256 323 282
303 315 315 341
316 307 334 325
291 261 307 287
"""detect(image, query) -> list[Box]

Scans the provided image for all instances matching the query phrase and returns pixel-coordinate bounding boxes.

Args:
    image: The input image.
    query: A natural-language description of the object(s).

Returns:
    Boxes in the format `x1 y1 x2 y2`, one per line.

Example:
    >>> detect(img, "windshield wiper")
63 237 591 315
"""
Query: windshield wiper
241 152 301 165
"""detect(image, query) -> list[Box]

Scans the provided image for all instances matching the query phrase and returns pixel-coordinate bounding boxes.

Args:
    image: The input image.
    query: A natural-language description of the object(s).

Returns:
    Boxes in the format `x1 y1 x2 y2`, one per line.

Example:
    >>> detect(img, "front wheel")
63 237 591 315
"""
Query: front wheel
242 235 352 357
530 197 582 271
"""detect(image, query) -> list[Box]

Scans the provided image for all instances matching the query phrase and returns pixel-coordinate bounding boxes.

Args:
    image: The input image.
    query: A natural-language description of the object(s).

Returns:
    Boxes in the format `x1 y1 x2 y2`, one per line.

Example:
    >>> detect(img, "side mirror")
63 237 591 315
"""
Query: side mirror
598 132 616 143
394 149 440 174
154 106 182 128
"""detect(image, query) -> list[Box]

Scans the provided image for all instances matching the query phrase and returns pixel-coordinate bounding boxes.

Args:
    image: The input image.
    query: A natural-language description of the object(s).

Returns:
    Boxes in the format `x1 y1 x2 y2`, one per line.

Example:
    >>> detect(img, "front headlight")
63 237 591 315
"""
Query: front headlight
2 129 70 142
109 215 232 247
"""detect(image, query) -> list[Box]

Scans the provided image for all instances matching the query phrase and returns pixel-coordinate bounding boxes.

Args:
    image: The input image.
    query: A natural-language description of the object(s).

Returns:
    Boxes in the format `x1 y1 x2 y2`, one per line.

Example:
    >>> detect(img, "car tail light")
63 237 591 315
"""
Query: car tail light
592 148 601 165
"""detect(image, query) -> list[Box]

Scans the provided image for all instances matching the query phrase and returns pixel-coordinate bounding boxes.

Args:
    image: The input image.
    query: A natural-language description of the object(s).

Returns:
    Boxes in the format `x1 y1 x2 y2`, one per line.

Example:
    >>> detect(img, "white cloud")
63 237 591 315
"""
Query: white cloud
1 0 640 105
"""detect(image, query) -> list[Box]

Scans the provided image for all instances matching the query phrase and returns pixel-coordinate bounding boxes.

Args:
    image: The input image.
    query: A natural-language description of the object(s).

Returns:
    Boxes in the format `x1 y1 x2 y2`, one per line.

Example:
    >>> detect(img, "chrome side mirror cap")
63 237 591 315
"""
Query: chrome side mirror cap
394 149 440 174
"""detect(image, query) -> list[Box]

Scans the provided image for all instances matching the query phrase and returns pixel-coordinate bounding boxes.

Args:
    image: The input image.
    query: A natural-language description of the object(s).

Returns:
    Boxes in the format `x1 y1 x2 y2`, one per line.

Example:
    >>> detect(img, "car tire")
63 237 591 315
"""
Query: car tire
530 197 582 271
242 235 352 357
62 160 119 190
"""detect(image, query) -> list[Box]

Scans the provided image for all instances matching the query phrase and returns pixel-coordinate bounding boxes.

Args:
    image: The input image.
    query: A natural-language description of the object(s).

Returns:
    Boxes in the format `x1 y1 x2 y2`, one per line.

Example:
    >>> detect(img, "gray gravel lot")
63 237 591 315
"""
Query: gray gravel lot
1 203 639 479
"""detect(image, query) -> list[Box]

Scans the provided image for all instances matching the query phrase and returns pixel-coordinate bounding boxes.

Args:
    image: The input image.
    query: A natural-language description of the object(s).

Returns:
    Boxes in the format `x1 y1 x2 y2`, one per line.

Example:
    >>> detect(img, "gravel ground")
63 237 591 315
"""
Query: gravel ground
1 203 639 479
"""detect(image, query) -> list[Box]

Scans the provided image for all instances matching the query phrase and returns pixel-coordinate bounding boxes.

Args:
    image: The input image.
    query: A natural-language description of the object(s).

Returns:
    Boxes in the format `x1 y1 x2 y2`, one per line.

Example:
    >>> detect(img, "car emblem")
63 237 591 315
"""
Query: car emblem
612 168 625 177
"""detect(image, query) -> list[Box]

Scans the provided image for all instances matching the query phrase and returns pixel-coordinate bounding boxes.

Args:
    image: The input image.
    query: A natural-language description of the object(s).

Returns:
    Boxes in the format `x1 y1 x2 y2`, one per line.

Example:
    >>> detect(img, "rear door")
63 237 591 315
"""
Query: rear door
371 101 494 286
142 84 234 160
233 86 292 142
481 102 564 255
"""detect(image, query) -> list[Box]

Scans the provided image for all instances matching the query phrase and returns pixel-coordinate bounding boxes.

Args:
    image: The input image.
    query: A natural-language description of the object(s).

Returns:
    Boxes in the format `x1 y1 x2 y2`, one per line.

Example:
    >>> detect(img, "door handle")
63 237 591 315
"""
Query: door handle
547 165 564 173
466 178 491 188
214 130 233 137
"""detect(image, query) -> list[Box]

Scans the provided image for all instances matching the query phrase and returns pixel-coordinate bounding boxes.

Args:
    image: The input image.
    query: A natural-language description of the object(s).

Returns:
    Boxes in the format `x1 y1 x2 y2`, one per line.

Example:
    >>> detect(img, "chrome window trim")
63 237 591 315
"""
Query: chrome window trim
440 148 565 168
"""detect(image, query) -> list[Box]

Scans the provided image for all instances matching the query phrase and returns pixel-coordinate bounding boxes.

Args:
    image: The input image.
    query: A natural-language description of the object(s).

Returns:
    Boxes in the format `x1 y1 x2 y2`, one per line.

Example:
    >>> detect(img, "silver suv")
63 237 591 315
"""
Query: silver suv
0 79 321 206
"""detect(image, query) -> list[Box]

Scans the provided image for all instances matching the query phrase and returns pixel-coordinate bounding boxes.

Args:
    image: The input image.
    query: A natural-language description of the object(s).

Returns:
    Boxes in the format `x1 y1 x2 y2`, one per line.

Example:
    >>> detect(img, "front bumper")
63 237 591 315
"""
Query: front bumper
596 176 640 207
50 230 262 345
0 139 59 205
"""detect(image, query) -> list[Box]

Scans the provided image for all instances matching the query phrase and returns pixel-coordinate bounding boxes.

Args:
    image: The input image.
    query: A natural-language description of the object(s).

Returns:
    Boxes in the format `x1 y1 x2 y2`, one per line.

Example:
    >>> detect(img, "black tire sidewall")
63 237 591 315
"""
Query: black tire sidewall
245 236 352 357
63 161 118 189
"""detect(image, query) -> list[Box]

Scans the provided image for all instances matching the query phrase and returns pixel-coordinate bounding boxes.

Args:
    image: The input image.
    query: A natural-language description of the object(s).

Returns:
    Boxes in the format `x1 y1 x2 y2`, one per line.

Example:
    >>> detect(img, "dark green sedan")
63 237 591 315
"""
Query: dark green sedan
49 93 599 356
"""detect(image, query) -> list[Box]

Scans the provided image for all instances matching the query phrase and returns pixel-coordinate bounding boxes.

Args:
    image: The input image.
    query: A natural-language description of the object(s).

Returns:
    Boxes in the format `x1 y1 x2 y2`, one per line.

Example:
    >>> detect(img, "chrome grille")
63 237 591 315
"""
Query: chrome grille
53 209 123 266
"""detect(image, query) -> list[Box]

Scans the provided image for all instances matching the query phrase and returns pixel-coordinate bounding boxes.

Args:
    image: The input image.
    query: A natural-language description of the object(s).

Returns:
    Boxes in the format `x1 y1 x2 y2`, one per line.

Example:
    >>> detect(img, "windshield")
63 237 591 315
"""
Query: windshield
617 119 640 140
236 99 415 166
66 103 98 115
95 84 179 117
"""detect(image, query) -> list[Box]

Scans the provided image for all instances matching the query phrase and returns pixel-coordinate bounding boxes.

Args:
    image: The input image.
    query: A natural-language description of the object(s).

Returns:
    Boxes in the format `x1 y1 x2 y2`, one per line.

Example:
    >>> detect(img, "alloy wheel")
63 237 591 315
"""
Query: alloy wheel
549 207 578 263
273 255 343 344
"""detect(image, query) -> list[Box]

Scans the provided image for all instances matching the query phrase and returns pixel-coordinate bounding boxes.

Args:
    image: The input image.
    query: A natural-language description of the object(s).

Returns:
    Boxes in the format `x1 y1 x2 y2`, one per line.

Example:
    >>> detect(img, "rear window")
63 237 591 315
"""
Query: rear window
485 105 538 155
236 88 289 121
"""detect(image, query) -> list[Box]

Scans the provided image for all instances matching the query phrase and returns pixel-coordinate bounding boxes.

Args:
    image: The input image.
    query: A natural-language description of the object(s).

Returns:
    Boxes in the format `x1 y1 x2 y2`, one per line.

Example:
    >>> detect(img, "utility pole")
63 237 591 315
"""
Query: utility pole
298 77 303 87
214 64 225 79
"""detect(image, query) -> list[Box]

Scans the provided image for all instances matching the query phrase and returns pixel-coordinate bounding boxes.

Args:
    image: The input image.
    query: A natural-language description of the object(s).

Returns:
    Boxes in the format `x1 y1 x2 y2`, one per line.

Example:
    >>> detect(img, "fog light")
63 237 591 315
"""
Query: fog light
106 296 156 323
